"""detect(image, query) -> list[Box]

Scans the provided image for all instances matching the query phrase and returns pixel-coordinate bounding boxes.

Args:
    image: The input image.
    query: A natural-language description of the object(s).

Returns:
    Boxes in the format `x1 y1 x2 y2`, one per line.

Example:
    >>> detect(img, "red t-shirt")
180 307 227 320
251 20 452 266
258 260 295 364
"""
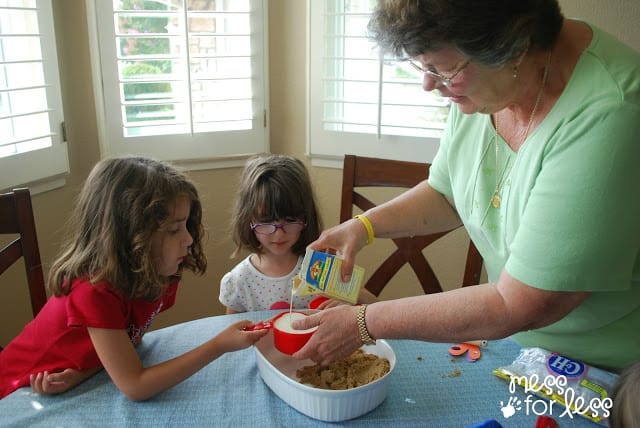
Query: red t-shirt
0 278 177 399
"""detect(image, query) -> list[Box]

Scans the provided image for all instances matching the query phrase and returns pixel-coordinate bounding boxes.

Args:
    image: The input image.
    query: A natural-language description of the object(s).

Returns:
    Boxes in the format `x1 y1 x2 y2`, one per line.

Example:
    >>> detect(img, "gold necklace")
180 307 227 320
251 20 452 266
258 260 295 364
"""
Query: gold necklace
491 52 552 209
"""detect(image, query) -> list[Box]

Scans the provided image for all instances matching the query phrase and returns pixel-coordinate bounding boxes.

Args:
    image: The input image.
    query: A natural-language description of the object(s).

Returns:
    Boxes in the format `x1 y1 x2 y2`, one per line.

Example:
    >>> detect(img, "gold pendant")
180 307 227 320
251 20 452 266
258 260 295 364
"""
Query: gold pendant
491 193 501 208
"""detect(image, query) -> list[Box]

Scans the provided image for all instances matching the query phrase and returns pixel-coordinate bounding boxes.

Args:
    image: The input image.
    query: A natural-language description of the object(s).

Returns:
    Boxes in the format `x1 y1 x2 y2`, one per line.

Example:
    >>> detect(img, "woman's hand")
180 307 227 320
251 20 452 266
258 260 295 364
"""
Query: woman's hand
292 305 362 366
309 218 368 282
30 367 102 395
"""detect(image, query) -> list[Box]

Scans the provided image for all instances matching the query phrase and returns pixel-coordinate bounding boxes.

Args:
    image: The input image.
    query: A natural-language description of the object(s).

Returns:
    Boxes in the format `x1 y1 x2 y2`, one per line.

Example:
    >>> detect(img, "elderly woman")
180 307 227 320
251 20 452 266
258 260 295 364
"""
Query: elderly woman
294 0 640 372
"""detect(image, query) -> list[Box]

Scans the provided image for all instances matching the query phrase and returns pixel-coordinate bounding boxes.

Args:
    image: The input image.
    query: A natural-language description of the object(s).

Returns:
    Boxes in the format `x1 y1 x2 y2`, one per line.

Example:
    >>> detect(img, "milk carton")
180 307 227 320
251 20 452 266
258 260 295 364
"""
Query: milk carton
293 249 364 304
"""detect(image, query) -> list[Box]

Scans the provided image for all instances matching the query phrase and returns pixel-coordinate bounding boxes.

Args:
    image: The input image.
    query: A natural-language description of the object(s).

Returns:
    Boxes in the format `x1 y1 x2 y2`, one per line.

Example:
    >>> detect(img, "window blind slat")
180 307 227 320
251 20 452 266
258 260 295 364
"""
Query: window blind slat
90 0 268 162
0 0 68 189
308 0 445 165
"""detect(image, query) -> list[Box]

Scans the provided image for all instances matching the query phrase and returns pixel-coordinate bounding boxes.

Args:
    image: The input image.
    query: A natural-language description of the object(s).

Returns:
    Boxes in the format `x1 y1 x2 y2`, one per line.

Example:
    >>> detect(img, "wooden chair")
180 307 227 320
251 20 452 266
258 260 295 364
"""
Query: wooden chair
0 188 47 319
340 155 483 296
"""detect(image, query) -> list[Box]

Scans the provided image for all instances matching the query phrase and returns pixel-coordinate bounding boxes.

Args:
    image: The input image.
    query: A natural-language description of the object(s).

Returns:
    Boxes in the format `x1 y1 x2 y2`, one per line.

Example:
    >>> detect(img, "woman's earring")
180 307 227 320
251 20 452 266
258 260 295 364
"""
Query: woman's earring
512 45 529 79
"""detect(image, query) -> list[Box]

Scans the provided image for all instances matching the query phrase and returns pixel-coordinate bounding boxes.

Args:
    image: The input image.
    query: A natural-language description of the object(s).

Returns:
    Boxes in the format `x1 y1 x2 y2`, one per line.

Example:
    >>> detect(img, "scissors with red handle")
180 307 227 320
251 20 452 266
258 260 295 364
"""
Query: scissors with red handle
448 340 488 362
243 320 274 331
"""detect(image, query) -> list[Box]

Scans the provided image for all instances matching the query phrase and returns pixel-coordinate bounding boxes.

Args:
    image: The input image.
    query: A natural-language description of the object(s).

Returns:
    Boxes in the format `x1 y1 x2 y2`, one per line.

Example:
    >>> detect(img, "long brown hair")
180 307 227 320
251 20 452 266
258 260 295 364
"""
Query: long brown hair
48 156 207 301
230 154 322 257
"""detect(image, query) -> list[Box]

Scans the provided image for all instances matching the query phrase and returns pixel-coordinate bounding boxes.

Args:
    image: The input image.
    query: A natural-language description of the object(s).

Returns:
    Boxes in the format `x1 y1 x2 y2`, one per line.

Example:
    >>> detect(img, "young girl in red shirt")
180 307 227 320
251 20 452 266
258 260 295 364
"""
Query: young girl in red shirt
0 156 267 400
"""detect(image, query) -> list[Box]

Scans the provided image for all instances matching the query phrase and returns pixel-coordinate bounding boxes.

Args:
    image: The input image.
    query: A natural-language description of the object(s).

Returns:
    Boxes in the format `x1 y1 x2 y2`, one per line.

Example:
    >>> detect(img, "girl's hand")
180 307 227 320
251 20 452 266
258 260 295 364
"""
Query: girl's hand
314 298 348 309
215 320 269 352
357 288 379 304
88 322 267 401
30 367 102 395
312 288 379 310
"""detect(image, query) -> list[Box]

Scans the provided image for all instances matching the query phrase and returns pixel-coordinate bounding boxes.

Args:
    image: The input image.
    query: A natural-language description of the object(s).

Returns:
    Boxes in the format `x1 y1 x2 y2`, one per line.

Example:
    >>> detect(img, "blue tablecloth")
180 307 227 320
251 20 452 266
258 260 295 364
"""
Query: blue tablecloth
0 311 601 427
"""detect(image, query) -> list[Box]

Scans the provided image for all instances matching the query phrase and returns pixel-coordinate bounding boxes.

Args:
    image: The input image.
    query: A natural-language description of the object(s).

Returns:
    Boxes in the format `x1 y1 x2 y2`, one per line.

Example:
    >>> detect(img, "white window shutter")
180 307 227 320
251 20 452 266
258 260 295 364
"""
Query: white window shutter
89 0 268 165
307 0 448 167
0 0 68 191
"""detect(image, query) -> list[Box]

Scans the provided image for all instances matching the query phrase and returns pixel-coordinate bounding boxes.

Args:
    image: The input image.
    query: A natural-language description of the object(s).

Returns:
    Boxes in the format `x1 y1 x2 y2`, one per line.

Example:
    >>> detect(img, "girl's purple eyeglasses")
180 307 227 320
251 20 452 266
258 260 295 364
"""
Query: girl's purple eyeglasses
250 221 307 235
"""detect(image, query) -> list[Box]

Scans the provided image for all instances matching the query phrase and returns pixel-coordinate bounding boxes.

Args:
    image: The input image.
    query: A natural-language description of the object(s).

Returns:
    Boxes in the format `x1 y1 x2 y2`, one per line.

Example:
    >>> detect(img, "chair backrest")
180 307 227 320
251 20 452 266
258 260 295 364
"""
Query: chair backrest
0 188 47 318
340 155 483 296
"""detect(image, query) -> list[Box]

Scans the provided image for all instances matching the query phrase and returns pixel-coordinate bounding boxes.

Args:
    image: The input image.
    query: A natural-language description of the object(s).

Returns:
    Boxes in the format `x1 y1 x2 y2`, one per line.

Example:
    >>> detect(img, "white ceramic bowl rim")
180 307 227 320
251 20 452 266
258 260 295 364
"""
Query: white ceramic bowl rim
256 336 396 396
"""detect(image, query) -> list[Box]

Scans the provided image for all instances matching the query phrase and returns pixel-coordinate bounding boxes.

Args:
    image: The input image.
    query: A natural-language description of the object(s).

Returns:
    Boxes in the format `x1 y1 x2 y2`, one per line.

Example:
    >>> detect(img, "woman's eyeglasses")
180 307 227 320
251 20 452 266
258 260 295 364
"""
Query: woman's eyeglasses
250 221 307 235
408 59 470 87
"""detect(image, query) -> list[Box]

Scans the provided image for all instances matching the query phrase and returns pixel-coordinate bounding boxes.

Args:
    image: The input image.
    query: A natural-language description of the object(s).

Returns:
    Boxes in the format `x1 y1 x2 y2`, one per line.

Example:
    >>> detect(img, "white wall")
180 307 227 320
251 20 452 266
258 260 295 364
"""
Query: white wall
560 0 640 50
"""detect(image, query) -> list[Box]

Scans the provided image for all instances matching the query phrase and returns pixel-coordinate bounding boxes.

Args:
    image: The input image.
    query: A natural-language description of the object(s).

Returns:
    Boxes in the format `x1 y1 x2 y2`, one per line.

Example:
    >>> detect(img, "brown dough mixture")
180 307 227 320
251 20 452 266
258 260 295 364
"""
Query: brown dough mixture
296 349 390 390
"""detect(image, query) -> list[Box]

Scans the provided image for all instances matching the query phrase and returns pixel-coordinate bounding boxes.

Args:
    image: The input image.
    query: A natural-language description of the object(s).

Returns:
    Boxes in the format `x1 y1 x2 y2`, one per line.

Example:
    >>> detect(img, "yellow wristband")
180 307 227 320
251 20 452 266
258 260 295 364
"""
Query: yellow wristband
354 214 374 245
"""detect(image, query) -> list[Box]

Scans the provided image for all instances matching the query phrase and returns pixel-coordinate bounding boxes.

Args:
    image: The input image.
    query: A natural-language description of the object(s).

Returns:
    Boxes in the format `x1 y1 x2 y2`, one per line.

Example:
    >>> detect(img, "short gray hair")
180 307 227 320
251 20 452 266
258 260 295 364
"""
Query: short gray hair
368 0 563 66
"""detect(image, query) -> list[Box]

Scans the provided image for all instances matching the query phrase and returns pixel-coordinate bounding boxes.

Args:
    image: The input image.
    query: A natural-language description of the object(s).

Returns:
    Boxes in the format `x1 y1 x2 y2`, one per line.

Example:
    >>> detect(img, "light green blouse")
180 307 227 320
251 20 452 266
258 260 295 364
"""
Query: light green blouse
428 24 640 371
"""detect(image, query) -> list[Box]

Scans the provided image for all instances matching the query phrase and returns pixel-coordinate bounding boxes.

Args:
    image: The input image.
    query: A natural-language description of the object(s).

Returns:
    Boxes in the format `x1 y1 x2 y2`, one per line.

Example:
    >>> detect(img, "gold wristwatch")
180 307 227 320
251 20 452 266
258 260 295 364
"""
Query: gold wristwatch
357 304 376 345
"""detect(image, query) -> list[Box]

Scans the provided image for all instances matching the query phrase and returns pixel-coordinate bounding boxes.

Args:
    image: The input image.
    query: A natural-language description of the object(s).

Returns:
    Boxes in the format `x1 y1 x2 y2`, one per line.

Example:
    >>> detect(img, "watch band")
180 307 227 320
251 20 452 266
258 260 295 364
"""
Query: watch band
357 304 376 345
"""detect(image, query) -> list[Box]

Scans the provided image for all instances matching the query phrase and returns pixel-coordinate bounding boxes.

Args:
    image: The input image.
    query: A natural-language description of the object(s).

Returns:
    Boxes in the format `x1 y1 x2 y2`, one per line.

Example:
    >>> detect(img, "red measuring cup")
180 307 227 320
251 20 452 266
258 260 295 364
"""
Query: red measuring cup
245 311 317 355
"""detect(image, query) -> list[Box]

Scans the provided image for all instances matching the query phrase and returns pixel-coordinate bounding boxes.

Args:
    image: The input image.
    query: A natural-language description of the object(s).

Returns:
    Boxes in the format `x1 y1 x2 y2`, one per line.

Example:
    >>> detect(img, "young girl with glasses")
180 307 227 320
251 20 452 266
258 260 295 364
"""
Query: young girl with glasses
0 156 268 401
219 155 323 313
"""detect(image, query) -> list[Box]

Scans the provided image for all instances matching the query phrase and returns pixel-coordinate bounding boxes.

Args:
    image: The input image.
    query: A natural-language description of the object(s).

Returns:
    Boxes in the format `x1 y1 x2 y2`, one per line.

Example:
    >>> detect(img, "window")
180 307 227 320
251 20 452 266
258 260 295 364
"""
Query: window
308 0 450 167
0 0 68 192
88 0 268 166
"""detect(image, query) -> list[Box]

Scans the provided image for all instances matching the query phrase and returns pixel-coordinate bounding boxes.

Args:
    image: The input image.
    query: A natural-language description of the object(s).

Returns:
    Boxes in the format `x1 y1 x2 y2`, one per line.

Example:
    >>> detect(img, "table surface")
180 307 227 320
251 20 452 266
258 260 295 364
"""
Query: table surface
0 311 602 427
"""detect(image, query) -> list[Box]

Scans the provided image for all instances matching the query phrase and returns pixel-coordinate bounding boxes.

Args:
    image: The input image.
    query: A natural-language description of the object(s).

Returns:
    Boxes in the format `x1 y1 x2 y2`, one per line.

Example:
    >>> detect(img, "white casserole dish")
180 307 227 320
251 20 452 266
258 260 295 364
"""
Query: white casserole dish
254 330 396 422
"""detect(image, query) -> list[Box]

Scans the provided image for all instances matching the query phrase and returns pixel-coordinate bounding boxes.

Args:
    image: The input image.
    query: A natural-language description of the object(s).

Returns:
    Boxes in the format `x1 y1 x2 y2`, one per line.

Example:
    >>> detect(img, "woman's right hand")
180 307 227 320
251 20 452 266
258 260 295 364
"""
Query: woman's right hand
308 218 369 282
292 305 363 365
